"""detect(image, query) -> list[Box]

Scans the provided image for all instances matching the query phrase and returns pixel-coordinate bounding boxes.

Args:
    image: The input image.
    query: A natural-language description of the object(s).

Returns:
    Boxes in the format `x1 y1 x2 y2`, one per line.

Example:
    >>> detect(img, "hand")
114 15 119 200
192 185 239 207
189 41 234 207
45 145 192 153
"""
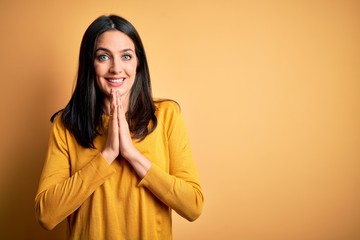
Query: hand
116 91 137 160
101 90 151 178
101 89 121 163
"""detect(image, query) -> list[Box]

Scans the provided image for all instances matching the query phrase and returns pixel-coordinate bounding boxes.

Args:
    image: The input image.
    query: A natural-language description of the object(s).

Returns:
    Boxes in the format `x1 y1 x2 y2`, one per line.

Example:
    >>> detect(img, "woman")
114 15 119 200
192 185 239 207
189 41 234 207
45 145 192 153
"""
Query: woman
35 15 203 239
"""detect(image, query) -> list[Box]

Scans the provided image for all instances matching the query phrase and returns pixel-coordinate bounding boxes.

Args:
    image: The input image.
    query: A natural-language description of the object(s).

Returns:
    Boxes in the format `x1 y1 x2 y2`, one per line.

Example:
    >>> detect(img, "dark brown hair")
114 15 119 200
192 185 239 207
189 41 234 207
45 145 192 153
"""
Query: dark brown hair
52 15 157 148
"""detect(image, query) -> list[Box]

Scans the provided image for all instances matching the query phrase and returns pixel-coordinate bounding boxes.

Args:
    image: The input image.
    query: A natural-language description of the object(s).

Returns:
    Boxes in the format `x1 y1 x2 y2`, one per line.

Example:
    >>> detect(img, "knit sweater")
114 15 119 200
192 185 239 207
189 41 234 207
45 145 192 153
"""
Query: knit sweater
35 100 203 240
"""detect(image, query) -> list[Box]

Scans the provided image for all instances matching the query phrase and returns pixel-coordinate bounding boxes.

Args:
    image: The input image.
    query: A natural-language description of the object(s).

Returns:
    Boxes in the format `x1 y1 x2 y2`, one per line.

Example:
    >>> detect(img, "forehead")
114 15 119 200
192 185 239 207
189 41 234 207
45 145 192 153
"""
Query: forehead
96 30 135 50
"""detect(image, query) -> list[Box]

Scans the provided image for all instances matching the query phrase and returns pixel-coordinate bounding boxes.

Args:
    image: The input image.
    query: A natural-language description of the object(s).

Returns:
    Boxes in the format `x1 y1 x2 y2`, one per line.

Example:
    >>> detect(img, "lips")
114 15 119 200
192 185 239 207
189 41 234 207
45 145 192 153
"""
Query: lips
105 77 125 87
107 78 125 83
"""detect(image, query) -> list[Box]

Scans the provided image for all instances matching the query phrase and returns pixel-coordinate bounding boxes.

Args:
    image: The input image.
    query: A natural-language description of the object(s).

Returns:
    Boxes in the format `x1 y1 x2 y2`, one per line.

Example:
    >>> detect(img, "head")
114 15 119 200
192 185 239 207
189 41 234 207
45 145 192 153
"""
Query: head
62 15 156 148
76 14 152 114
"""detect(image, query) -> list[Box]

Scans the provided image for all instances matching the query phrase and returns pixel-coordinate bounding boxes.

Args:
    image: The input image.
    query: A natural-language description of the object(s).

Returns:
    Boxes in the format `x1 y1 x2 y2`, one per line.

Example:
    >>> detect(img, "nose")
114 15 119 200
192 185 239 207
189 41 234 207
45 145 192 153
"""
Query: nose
109 58 123 73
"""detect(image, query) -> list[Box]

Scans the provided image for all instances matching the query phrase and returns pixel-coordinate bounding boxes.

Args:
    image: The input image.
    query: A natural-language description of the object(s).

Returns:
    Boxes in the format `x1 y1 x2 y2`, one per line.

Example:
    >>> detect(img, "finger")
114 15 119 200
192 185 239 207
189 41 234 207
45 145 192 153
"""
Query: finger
109 88 113 115
114 91 121 118
116 90 120 110
110 89 117 117
117 91 125 116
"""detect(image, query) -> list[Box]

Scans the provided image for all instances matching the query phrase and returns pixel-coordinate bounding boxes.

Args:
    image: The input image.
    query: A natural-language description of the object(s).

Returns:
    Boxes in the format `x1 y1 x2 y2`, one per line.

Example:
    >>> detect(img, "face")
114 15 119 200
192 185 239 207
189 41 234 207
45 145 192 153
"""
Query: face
94 30 138 106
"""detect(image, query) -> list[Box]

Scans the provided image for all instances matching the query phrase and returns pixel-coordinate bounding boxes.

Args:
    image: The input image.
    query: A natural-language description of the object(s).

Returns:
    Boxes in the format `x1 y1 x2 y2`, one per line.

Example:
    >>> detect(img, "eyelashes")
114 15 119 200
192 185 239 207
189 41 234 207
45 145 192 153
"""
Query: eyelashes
122 55 132 61
97 54 110 61
96 54 133 62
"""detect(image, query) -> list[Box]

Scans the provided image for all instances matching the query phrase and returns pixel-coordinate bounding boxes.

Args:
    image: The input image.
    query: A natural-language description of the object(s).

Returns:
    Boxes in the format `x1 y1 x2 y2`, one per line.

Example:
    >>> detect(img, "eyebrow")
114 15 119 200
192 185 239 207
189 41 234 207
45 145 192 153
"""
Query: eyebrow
95 47 135 53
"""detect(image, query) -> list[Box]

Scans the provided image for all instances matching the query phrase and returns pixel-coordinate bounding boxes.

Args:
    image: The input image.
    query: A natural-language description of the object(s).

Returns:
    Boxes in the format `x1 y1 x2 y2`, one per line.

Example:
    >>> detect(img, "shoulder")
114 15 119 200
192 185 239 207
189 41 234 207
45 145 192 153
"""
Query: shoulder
154 99 181 117
50 110 67 133
153 99 189 138
154 99 181 112
51 110 63 122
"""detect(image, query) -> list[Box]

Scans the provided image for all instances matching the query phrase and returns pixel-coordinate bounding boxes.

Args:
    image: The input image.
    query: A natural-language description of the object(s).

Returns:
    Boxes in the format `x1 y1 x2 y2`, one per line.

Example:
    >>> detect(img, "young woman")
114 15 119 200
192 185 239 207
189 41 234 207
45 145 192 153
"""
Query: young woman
35 15 203 239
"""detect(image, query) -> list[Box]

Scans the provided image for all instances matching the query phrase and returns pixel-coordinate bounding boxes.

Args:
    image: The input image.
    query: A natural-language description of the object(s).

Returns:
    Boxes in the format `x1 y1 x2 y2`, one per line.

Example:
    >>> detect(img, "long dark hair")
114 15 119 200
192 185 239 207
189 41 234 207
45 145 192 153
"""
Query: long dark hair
52 15 157 148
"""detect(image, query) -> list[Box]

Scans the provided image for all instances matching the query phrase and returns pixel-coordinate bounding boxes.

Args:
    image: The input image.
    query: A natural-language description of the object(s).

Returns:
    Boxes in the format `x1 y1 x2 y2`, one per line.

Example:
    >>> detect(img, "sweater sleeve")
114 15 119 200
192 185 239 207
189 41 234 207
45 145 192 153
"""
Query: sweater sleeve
35 115 116 230
138 102 204 221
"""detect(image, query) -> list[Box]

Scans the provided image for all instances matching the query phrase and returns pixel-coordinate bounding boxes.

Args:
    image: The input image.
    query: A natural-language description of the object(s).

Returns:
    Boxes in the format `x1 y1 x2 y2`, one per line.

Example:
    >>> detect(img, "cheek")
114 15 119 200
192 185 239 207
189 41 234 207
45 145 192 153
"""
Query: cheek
132 68 137 76
94 63 104 76
94 59 112 73
93 64 105 88
126 64 137 76
129 59 138 75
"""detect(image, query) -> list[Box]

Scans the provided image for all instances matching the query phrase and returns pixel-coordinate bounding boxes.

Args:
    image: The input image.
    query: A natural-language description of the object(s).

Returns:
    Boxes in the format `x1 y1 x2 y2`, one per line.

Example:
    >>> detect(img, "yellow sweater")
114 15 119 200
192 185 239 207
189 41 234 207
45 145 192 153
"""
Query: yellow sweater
35 100 203 240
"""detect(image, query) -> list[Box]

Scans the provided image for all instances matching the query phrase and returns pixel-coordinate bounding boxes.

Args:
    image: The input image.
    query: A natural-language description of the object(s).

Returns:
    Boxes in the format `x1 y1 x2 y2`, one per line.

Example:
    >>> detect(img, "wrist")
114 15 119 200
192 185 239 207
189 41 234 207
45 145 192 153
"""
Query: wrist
101 149 117 164
123 149 151 179
122 146 139 162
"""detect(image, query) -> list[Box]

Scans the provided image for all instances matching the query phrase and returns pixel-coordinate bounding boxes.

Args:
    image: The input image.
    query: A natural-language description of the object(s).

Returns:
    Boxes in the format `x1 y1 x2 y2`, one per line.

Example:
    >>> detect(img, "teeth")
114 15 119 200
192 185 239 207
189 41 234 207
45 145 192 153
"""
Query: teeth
108 78 124 83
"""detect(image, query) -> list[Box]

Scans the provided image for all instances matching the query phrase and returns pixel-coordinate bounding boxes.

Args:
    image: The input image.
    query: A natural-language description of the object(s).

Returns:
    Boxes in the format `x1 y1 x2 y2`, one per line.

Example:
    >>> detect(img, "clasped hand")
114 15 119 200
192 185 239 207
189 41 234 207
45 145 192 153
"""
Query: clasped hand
101 89 136 164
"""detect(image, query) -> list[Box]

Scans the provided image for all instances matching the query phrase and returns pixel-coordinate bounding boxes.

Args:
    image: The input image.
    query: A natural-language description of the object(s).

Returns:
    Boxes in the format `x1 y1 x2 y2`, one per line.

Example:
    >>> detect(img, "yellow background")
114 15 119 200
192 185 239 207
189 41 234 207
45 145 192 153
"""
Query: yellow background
1 0 359 239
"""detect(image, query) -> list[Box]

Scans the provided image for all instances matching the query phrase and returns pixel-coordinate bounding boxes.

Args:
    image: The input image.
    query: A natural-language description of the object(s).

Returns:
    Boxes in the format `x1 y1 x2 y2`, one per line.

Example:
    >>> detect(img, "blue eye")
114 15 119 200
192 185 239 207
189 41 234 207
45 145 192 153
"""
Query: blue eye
97 54 110 61
122 55 132 61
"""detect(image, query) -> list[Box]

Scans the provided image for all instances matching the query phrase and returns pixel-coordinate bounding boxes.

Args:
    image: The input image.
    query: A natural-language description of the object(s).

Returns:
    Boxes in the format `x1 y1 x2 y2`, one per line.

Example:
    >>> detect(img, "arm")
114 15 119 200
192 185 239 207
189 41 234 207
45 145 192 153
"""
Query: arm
113 94 203 221
138 102 204 221
35 116 116 230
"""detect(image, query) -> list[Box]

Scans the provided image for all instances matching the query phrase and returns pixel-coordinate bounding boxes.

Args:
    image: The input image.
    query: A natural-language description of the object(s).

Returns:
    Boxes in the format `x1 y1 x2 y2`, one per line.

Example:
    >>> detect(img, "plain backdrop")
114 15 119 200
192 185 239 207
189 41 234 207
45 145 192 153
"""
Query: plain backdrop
0 0 359 239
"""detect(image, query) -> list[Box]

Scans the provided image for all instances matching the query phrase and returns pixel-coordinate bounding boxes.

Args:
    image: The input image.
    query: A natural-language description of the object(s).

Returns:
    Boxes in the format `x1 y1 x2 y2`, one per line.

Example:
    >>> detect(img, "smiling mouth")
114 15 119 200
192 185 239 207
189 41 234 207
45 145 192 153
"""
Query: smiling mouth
107 78 125 84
